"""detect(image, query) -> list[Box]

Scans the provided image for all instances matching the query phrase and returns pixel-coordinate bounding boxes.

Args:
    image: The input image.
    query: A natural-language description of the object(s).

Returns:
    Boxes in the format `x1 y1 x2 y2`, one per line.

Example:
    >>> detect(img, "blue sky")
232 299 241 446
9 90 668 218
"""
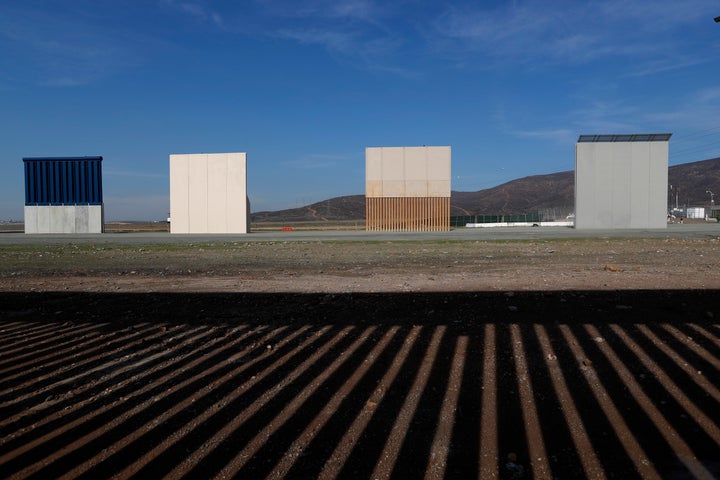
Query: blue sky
1 0 719 220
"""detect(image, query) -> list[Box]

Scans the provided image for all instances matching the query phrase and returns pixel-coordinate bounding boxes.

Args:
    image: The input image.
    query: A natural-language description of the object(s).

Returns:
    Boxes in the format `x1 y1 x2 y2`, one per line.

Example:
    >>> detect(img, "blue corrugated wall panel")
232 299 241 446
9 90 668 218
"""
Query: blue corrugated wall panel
23 157 103 205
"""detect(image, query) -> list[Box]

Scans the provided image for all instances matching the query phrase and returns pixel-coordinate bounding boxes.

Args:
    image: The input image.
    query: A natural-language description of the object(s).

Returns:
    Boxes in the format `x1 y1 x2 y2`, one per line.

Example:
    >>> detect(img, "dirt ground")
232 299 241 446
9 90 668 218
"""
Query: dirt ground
1 237 719 292
1 238 719 479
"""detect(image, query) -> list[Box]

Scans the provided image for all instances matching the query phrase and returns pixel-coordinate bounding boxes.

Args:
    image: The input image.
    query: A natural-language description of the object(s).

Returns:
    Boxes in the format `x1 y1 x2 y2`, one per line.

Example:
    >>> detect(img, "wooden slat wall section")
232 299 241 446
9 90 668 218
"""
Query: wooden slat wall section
366 197 450 231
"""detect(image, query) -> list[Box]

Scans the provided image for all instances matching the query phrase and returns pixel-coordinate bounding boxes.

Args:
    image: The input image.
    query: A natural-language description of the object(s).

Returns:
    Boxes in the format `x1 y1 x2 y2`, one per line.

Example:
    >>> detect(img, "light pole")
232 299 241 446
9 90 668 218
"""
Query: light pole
706 190 715 206
669 185 679 211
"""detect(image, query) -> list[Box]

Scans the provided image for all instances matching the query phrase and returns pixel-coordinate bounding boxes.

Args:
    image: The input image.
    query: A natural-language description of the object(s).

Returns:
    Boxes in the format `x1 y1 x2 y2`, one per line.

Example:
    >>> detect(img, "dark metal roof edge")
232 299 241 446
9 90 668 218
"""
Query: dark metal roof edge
577 134 672 143
23 156 103 162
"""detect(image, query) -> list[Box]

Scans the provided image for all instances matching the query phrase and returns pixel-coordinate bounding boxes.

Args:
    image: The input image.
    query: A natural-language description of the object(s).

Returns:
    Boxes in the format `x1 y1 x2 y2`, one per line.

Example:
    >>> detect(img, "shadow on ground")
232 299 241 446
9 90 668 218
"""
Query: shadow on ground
1 291 719 479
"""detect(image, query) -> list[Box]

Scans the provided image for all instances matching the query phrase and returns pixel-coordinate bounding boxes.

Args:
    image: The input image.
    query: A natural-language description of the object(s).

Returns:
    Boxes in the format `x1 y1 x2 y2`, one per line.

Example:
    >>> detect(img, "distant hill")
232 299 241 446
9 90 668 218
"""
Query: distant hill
251 157 720 222
668 157 720 209
251 195 366 223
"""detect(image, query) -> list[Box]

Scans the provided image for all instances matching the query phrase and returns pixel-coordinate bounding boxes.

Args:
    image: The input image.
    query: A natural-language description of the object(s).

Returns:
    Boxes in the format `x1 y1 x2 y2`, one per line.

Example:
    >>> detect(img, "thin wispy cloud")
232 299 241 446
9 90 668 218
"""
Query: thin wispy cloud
0 4 154 86
251 0 413 75
643 87 720 132
258 0 384 23
275 28 358 54
695 86 720 103
569 100 642 134
430 0 717 72
625 56 712 77
514 129 576 143
161 0 224 28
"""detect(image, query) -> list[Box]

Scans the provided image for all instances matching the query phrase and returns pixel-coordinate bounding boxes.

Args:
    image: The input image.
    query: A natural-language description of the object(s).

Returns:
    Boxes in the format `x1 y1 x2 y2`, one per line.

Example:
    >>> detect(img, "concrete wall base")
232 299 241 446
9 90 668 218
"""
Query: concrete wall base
25 205 103 234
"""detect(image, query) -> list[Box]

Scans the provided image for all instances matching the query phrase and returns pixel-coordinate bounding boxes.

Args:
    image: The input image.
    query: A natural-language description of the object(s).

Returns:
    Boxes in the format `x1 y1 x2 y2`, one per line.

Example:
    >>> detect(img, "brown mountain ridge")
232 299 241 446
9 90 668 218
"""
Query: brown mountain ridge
251 157 720 222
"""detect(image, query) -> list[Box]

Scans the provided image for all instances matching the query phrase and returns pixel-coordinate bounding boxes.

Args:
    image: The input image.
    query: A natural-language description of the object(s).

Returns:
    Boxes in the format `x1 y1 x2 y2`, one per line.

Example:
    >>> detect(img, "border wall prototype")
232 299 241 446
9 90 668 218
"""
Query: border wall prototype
169 152 249 234
23 156 104 234
366 146 451 231
575 134 670 229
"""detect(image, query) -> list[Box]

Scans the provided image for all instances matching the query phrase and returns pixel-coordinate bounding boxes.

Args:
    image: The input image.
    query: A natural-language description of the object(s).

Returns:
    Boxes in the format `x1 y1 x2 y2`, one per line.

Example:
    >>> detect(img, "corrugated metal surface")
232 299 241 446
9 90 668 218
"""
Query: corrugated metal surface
23 157 103 205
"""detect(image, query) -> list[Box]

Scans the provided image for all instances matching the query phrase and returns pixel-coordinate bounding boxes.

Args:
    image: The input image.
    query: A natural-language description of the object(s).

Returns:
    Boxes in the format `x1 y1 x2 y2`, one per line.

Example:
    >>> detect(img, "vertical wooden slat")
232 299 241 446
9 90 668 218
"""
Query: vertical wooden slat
366 197 369 231
432 197 435 231
368 197 371 231
365 196 450 232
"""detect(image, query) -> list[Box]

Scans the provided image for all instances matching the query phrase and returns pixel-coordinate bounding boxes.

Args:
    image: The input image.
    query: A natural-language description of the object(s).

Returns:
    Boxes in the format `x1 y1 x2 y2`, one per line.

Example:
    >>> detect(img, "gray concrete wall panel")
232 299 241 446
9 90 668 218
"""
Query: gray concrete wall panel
36 206 51 233
88 206 103 233
649 142 669 228
24 206 38 234
75 205 89 233
25 205 103 233
575 138 668 229
50 206 72 233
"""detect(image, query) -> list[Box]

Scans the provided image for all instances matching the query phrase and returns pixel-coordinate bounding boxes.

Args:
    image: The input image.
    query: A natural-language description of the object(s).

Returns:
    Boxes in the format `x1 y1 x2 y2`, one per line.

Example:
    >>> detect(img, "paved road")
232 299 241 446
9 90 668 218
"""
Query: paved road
1 223 719 245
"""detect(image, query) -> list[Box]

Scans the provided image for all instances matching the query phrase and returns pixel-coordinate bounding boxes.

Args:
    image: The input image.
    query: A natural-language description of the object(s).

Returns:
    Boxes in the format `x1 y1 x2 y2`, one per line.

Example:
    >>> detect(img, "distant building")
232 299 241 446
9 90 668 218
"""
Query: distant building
23 156 104 234
169 152 250 234
366 146 451 231
686 207 706 219
575 134 670 229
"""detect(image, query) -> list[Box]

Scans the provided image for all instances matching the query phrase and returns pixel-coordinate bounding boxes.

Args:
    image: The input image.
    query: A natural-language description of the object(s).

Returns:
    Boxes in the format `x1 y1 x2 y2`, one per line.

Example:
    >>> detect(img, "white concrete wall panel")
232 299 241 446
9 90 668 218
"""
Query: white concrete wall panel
405 180 428 197
365 146 451 199
428 180 451 197
366 181 383 197
170 152 248 234
365 148 383 181
575 139 668 229
245 197 251 232
382 148 405 181
226 153 248 233
169 155 190 234
206 153 228 233
187 154 208 233
404 147 426 181
383 180 406 197
427 146 452 181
